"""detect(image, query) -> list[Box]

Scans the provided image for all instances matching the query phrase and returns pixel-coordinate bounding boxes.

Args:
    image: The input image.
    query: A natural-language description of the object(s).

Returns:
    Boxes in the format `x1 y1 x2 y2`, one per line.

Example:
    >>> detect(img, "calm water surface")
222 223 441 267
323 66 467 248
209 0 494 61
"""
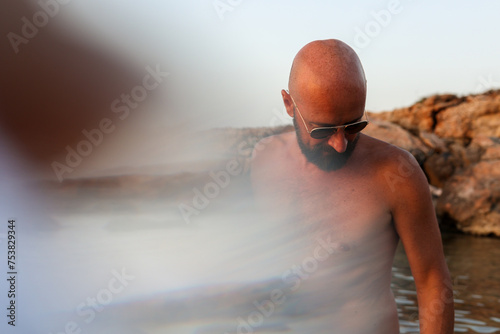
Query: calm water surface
14 182 500 334
394 233 500 333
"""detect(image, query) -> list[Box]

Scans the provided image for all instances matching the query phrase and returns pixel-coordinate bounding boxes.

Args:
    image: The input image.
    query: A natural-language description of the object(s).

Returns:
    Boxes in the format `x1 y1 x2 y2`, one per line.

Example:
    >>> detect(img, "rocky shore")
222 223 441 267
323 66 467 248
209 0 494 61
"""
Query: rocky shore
366 90 500 236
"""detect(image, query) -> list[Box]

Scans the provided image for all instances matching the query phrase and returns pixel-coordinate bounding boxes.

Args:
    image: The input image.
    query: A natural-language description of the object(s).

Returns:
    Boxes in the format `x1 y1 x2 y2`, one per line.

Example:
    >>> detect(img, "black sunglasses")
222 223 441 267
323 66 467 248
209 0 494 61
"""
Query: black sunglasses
304 120 369 139
287 90 369 139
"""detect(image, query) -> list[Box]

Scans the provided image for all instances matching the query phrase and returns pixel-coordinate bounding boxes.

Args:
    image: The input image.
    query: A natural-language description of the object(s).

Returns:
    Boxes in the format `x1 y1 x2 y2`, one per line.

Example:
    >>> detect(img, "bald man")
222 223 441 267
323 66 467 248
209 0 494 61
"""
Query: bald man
251 40 454 333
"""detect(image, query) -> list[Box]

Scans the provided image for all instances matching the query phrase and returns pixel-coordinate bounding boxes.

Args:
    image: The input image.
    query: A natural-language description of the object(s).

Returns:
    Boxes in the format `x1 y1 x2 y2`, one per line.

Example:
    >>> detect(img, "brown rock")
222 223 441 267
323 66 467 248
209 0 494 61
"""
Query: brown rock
434 94 500 140
419 132 448 152
423 153 458 188
446 142 483 169
483 146 500 161
423 141 483 189
468 134 500 161
374 94 465 134
471 134 500 149
437 160 500 236
464 143 484 166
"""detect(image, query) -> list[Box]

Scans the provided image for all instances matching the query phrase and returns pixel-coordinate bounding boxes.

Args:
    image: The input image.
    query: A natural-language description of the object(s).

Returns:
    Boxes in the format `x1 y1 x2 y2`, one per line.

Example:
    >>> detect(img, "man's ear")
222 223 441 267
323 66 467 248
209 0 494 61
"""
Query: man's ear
281 89 294 118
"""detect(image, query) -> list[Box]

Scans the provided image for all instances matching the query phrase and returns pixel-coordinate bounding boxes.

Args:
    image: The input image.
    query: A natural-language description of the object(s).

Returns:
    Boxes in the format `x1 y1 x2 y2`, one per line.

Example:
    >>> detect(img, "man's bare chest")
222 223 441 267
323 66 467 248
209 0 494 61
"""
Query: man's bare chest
270 166 393 245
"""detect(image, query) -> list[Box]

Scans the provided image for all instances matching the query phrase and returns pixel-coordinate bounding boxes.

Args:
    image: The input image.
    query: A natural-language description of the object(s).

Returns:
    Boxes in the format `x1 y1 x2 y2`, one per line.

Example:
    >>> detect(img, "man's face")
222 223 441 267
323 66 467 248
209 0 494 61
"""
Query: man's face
294 117 360 171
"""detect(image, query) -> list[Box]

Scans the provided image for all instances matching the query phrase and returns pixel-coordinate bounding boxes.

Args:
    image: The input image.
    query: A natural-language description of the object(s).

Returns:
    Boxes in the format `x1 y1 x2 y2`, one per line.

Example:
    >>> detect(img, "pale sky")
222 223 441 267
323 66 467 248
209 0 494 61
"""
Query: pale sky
54 0 499 129
58 0 500 130
23 0 495 176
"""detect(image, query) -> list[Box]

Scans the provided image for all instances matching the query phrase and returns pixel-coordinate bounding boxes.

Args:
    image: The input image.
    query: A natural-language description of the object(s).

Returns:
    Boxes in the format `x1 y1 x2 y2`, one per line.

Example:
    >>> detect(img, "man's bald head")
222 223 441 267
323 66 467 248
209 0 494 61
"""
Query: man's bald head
288 39 366 105
283 39 368 169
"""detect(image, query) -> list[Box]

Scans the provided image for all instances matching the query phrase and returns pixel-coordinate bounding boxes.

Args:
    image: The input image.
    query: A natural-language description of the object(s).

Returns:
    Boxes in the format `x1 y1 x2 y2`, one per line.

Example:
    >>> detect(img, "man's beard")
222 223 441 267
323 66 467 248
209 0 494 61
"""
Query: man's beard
294 117 359 171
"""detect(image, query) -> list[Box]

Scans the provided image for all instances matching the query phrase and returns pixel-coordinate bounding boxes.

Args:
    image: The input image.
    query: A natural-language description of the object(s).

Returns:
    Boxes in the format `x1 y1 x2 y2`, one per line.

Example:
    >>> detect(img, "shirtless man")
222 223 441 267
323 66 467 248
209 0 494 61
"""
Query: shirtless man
251 39 454 333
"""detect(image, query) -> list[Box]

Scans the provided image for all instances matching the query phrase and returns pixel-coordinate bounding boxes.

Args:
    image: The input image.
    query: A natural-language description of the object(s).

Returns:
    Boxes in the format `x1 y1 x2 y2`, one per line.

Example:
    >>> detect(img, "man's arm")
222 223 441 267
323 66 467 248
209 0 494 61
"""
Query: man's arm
387 150 454 334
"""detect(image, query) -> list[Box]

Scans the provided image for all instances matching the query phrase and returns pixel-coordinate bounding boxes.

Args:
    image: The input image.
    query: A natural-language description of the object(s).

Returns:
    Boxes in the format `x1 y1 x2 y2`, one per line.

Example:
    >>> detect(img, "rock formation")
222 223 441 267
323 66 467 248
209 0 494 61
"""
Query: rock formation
365 90 500 236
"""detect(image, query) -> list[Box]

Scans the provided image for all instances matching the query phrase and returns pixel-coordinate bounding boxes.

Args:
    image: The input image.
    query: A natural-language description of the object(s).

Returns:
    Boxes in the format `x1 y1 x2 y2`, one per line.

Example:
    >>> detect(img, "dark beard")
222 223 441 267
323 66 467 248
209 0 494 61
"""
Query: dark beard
294 117 359 171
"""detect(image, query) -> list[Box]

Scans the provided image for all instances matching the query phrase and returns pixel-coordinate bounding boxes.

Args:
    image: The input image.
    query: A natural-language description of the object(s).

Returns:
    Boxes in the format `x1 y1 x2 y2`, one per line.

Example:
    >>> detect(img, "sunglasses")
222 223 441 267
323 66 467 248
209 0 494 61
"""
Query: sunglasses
287 90 369 139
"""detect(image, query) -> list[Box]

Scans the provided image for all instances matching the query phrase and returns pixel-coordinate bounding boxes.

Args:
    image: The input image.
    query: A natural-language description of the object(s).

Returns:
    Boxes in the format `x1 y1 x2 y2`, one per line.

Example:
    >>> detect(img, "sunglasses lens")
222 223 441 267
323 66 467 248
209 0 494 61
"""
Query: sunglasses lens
309 121 368 139
345 121 368 134
310 128 336 139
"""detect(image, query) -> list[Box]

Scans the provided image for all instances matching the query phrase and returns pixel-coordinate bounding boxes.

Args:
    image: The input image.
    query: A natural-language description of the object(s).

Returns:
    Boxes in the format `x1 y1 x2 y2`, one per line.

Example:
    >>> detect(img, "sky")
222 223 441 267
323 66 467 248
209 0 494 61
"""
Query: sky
56 0 500 130
2 0 500 177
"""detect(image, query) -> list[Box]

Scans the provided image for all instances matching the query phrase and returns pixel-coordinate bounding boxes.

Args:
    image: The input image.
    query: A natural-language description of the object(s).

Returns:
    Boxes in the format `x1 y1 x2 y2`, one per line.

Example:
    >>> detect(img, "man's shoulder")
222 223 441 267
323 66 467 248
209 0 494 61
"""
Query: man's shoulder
360 134 424 192
251 131 294 165
360 134 417 166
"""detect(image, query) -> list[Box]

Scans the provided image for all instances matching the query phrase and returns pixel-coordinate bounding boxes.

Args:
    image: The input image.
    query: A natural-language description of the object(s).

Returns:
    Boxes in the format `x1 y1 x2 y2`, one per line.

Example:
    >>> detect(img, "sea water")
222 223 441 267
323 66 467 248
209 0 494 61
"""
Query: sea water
2 179 500 334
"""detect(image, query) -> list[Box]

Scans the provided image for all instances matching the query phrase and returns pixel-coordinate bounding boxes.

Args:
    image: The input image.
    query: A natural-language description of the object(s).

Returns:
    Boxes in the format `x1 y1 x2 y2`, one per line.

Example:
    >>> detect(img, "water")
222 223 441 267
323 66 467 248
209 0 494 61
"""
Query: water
2 176 500 333
394 233 500 333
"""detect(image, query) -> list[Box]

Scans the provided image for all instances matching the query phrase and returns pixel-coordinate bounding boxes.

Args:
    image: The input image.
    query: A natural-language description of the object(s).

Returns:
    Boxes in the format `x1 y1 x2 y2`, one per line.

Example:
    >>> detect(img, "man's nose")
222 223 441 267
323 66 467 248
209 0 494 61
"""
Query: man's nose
327 129 348 153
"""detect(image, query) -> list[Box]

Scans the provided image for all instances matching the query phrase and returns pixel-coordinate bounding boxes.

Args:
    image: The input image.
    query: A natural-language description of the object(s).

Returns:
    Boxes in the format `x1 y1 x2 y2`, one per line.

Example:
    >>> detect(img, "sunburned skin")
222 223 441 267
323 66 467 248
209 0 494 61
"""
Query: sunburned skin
251 39 454 334
252 130 404 333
